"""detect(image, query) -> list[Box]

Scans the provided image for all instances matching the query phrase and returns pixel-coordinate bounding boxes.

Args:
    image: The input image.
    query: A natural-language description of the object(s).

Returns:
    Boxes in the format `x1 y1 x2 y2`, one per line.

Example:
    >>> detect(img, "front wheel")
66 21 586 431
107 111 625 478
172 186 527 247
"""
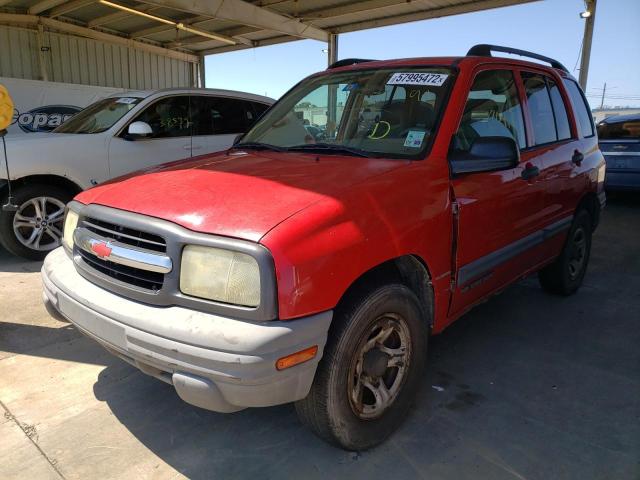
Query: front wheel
538 209 592 295
295 284 428 450
0 184 72 260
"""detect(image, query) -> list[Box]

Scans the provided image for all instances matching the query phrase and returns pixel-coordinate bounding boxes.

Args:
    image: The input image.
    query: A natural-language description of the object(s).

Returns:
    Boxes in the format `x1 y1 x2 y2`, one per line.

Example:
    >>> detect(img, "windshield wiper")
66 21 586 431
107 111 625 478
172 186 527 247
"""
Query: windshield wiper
232 142 289 152
287 143 371 158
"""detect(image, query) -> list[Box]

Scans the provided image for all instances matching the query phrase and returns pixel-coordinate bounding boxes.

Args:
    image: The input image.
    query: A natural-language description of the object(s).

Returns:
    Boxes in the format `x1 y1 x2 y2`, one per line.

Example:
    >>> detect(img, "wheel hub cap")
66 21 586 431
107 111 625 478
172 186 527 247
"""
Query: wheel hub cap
362 349 389 378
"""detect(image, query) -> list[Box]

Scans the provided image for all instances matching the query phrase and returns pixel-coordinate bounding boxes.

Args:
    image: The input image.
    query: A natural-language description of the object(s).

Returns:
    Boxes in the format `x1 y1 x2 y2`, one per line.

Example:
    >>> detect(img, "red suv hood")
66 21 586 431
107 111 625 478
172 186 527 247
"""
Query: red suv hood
77 150 406 242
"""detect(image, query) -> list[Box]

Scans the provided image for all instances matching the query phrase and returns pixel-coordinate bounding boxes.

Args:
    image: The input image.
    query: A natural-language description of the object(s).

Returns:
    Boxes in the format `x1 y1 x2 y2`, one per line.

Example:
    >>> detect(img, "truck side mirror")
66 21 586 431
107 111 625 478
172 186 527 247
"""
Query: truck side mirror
449 136 520 175
126 121 153 140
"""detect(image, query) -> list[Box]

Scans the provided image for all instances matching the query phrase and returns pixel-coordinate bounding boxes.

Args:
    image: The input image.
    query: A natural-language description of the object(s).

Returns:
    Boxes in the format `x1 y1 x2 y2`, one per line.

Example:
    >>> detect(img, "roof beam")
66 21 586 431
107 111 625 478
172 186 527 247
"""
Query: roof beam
28 0 68 14
96 0 252 46
129 14 208 38
331 0 541 34
200 34 295 56
137 0 329 42
165 24 256 47
49 0 96 18
165 1 422 49
166 1 403 48
88 4 160 27
0 13 199 62
298 0 404 21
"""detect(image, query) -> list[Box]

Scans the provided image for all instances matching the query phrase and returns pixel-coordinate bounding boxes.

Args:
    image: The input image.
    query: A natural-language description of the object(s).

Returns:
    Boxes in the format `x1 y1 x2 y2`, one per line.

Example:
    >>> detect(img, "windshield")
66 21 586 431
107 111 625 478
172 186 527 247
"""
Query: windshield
239 67 453 158
53 96 143 134
597 118 640 140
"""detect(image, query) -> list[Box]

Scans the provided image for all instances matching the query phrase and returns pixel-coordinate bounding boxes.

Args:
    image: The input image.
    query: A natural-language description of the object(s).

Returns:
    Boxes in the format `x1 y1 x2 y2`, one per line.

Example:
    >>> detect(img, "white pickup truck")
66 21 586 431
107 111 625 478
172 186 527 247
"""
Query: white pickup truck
0 87 273 259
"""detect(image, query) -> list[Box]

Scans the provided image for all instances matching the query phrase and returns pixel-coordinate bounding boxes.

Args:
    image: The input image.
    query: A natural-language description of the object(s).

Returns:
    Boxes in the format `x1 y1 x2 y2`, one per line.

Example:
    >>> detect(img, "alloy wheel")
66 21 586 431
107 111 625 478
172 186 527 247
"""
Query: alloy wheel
348 313 412 420
13 196 66 251
568 227 587 280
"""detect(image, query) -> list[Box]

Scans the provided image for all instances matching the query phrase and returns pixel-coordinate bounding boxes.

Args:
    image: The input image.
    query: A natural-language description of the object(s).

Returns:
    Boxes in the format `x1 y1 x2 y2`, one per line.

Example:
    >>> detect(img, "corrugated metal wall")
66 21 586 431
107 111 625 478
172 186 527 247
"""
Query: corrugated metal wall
0 25 196 89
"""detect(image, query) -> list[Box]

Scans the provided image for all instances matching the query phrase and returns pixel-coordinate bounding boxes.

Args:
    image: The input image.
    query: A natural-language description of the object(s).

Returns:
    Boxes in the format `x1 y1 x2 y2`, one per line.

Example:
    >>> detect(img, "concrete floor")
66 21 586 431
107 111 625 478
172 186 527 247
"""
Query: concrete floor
0 195 638 480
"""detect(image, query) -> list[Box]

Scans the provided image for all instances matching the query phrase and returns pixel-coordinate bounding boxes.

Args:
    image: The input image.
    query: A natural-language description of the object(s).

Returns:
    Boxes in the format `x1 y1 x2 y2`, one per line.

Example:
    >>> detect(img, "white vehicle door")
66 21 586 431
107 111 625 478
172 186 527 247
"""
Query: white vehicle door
190 96 265 155
107 95 192 178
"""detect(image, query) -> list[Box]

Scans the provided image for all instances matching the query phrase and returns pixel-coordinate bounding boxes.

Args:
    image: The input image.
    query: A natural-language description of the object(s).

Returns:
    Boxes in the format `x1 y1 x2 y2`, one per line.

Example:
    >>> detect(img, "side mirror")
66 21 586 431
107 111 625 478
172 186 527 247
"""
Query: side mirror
126 121 152 139
449 136 520 175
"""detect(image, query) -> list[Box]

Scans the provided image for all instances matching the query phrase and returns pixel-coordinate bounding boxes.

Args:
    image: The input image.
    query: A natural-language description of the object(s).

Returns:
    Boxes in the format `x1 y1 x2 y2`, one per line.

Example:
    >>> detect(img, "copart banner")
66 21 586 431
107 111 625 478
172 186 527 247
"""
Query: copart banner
0 77 127 136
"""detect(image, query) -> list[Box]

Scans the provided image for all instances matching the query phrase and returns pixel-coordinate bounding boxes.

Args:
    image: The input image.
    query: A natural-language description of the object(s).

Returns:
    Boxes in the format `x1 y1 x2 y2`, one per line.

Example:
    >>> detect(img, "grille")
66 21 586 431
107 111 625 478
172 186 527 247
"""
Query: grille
83 217 166 253
79 217 167 292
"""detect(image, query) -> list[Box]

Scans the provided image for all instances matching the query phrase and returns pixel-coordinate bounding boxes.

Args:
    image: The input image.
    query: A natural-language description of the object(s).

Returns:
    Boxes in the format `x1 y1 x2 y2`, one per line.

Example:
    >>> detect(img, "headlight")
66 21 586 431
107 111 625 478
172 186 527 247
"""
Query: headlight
62 209 79 250
180 245 261 307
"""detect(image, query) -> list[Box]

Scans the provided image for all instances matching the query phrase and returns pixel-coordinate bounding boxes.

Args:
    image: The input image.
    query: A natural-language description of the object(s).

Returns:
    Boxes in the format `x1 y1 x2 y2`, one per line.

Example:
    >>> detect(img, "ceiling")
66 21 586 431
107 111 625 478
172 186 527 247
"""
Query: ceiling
0 0 539 59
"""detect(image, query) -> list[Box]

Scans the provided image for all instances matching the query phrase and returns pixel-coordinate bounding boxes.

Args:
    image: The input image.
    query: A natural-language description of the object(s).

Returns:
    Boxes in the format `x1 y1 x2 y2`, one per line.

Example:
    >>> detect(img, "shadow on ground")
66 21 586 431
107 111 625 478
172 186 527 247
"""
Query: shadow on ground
83 194 640 480
0 247 42 273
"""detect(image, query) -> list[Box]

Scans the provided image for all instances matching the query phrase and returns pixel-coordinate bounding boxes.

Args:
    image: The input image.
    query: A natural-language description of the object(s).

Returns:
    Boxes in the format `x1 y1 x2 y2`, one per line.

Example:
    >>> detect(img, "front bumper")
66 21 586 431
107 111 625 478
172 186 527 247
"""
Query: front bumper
42 247 332 413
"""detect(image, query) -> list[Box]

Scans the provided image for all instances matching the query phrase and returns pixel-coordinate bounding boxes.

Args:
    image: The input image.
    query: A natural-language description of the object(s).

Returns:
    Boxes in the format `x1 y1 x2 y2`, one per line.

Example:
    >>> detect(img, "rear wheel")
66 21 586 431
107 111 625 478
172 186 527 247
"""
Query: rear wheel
538 209 592 295
295 284 428 450
0 184 72 260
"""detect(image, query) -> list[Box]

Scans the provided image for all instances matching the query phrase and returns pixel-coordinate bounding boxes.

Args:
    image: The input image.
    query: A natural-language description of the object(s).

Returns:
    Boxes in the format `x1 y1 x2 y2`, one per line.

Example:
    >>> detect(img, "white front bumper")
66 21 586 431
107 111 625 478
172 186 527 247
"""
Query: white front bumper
42 247 332 412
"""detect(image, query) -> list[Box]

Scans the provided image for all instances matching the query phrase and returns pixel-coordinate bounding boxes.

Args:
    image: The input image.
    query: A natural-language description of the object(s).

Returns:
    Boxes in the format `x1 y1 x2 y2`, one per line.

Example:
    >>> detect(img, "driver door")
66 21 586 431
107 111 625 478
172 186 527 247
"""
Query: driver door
448 68 547 318
108 95 192 178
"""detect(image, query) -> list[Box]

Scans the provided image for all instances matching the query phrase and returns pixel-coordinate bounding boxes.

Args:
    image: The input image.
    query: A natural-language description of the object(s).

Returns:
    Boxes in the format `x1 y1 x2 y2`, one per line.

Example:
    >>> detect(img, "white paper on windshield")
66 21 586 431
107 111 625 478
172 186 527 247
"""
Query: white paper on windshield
404 130 426 148
387 73 448 87
115 97 138 104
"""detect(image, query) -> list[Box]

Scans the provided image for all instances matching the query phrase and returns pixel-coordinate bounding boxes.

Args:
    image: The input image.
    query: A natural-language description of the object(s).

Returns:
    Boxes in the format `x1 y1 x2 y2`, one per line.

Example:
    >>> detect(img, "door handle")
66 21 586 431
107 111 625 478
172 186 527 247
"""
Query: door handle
182 145 191 150
572 149 584 166
521 162 540 180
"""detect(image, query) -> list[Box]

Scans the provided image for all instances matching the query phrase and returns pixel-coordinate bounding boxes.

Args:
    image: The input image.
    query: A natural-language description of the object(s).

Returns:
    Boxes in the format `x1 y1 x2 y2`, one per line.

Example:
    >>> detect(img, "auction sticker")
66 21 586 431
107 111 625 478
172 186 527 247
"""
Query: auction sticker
387 72 448 86
404 130 426 148
115 97 139 104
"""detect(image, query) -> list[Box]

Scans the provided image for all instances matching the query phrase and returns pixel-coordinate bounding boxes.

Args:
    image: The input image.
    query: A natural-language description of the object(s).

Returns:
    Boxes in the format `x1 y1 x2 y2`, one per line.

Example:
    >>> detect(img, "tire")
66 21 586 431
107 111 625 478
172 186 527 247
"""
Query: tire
538 209 592 296
295 283 429 451
0 184 73 260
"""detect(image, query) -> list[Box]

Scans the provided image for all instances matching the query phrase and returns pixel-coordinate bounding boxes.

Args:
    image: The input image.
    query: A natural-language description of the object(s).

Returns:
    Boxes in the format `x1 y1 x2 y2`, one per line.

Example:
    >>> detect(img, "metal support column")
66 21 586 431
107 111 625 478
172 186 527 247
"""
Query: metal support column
327 33 338 67
327 33 338 139
578 0 597 90
36 24 49 82
198 55 206 88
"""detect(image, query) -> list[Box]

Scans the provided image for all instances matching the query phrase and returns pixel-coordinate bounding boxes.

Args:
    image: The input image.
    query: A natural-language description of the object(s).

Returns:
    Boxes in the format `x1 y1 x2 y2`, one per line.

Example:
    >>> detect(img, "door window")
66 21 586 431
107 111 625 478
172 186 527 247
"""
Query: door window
250 102 270 119
522 72 557 145
191 97 255 136
130 96 191 138
563 79 595 138
452 70 526 153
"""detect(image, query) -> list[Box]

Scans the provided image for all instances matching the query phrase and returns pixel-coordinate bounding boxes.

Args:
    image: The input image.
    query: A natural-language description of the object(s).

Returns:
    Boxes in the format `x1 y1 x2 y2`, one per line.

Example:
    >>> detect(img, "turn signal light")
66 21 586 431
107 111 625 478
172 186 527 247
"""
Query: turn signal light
276 346 318 371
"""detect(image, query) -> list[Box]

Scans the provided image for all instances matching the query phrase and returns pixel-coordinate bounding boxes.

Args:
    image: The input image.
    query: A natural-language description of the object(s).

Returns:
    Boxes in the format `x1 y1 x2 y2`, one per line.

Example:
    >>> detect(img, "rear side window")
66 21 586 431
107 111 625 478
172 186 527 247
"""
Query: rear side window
452 69 526 152
522 72 557 145
547 78 572 140
597 119 640 140
563 79 595 138
192 97 255 136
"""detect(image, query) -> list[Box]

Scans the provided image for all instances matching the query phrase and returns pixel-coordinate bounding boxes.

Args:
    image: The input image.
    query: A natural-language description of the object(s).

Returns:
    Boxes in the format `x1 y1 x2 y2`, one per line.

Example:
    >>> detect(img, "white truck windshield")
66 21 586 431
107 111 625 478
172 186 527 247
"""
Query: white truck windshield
54 97 142 134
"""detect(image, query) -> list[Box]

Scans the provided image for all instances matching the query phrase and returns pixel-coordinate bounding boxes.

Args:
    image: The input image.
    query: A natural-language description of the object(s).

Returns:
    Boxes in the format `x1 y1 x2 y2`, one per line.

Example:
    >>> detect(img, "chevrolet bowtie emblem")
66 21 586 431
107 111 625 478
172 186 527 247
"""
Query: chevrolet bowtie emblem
91 241 112 258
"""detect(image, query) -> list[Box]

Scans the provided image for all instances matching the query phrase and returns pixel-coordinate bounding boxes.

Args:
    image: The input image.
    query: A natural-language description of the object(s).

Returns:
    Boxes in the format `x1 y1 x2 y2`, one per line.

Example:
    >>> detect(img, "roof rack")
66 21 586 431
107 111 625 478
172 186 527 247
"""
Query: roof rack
466 44 568 72
328 58 376 69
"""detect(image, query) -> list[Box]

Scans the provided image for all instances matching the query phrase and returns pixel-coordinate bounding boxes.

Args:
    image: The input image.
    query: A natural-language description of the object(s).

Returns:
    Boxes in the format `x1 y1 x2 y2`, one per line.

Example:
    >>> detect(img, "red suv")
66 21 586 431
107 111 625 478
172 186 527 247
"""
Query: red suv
43 45 606 450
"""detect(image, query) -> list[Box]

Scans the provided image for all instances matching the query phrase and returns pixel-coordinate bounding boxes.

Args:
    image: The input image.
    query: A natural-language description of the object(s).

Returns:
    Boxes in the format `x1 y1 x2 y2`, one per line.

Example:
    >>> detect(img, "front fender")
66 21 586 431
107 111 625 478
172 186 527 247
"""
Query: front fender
260 161 453 320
